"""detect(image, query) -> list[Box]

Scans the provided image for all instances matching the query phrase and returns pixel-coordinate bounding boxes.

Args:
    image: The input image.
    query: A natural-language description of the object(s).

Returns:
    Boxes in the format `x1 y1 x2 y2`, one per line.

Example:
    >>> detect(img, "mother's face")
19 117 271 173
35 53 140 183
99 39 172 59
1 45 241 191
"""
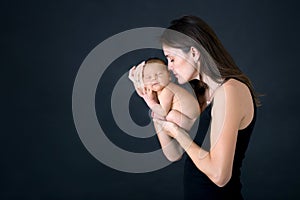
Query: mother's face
162 45 199 84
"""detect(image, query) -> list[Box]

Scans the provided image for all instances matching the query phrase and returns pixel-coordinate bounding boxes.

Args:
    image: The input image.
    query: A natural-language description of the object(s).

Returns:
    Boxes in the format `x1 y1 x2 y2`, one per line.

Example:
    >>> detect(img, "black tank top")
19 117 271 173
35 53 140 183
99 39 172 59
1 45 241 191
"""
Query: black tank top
184 98 257 200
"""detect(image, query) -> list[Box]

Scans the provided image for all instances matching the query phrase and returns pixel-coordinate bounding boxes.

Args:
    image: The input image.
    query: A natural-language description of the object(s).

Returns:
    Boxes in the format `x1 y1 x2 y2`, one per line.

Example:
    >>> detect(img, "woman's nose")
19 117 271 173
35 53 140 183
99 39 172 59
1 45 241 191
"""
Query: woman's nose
168 63 173 71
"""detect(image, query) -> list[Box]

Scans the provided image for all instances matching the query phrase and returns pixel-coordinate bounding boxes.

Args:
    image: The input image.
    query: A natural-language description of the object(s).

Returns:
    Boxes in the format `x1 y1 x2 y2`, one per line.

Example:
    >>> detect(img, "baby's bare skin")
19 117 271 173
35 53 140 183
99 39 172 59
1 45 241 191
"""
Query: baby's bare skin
143 62 200 131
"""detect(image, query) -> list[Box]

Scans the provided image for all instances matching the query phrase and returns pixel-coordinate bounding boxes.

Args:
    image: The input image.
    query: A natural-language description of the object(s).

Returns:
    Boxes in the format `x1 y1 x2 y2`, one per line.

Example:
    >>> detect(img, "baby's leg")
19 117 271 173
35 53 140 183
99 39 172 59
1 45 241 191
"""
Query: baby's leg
166 110 196 131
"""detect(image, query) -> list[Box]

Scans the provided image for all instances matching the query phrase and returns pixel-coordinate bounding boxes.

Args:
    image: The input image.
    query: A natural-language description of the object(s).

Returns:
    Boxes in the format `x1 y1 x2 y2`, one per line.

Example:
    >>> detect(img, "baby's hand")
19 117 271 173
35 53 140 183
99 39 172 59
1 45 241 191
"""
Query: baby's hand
142 88 158 104
142 88 157 104
145 88 156 100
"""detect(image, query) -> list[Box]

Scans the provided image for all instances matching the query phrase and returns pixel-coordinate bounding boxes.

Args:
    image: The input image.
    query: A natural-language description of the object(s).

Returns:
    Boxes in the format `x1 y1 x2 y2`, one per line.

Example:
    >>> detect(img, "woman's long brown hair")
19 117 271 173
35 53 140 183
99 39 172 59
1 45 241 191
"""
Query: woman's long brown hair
161 15 261 108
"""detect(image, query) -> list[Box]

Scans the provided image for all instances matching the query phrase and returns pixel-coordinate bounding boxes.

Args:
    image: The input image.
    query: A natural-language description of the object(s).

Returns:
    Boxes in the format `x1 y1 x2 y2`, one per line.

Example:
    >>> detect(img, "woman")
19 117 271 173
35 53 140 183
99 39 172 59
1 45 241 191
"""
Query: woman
131 15 259 200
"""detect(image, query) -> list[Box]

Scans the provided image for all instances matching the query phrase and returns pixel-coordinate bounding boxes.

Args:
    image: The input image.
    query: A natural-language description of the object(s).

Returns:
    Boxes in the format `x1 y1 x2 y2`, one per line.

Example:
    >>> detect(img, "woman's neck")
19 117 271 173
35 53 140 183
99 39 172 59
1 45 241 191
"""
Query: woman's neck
202 74 223 104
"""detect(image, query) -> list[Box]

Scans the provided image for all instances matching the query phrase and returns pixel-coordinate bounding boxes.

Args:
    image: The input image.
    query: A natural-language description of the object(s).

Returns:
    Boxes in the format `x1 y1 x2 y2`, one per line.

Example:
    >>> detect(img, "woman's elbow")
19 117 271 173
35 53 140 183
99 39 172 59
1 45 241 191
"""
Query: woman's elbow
211 171 232 187
168 156 182 162
164 153 182 162
161 144 183 162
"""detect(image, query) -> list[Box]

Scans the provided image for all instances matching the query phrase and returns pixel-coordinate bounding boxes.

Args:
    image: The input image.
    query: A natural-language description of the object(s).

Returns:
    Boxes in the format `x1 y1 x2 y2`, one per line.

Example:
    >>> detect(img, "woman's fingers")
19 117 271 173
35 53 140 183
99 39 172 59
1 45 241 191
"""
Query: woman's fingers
145 88 150 96
134 61 145 87
136 61 145 70
128 66 136 82
153 119 164 133
152 112 166 120
153 119 178 137
136 87 146 96
128 61 146 96
137 61 145 87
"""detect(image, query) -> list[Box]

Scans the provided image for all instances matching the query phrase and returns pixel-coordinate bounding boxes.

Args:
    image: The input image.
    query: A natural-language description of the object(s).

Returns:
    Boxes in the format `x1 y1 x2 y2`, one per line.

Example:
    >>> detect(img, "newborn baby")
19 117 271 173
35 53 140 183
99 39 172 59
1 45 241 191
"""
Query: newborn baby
129 58 200 132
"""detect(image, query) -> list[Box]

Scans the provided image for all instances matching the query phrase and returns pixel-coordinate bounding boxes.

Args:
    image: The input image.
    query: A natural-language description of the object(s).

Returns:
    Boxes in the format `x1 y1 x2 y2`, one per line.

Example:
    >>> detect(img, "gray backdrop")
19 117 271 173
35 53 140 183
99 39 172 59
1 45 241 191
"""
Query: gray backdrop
2 0 300 199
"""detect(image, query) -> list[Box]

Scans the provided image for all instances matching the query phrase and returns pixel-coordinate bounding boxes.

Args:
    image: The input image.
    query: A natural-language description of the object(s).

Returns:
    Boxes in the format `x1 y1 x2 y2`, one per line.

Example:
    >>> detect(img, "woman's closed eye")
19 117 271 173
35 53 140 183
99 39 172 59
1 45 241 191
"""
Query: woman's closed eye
167 57 174 63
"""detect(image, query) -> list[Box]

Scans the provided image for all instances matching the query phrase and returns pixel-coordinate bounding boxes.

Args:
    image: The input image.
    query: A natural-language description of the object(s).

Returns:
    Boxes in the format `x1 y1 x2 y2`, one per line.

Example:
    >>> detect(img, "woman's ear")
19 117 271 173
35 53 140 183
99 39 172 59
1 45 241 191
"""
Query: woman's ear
190 46 200 63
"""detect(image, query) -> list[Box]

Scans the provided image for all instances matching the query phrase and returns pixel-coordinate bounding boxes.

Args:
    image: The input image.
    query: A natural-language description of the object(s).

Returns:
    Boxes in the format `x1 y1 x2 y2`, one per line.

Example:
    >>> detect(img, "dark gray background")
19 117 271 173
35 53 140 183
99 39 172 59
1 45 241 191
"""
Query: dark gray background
2 0 300 199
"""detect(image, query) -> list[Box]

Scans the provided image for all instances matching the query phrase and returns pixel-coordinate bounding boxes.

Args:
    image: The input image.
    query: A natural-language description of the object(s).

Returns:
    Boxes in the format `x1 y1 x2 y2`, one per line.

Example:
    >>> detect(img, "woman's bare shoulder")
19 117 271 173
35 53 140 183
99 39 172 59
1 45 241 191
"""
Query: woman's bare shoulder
223 78 248 91
215 78 254 129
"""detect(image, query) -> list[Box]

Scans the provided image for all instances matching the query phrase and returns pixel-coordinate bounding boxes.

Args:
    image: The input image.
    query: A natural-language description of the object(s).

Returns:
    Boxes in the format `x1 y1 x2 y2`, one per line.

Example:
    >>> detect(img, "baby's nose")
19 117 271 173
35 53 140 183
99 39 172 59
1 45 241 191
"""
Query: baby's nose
151 74 158 80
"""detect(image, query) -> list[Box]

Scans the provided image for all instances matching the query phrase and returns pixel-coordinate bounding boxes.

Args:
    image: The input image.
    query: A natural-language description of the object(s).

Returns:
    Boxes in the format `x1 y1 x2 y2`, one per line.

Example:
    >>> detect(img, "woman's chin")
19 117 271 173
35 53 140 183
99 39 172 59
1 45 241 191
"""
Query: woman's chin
177 78 187 84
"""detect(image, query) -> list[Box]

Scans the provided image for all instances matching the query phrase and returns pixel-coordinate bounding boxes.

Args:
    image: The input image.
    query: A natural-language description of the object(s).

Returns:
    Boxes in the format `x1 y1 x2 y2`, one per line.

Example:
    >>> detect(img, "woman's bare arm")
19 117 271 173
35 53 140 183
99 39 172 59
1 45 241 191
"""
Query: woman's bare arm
156 83 247 187
153 119 184 162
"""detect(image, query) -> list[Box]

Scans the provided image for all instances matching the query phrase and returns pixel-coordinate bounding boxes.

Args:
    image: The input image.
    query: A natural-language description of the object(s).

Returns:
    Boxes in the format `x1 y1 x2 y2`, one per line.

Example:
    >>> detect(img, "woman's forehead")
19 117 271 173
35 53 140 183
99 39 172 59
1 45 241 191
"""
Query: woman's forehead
162 45 186 57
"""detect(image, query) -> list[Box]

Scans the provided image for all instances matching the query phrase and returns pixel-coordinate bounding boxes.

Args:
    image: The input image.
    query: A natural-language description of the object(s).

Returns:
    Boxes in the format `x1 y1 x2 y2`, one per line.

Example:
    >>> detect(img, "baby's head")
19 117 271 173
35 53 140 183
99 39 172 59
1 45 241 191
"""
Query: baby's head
143 58 171 91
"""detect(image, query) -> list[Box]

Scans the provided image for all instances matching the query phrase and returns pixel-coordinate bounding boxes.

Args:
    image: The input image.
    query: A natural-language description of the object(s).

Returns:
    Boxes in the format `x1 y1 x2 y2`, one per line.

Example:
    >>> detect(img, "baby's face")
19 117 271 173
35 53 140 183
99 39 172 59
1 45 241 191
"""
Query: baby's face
143 63 170 91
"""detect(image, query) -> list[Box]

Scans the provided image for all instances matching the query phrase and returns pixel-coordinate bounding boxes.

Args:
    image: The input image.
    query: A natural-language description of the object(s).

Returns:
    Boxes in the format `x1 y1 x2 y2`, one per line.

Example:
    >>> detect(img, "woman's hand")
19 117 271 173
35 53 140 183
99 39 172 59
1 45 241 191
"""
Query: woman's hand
128 61 146 96
153 118 179 138
151 111 166 120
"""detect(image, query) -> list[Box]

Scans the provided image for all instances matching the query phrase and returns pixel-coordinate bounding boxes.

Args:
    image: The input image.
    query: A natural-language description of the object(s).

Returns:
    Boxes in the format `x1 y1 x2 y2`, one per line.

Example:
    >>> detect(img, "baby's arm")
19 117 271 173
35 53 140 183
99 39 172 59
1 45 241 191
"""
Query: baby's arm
143 88 174 117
